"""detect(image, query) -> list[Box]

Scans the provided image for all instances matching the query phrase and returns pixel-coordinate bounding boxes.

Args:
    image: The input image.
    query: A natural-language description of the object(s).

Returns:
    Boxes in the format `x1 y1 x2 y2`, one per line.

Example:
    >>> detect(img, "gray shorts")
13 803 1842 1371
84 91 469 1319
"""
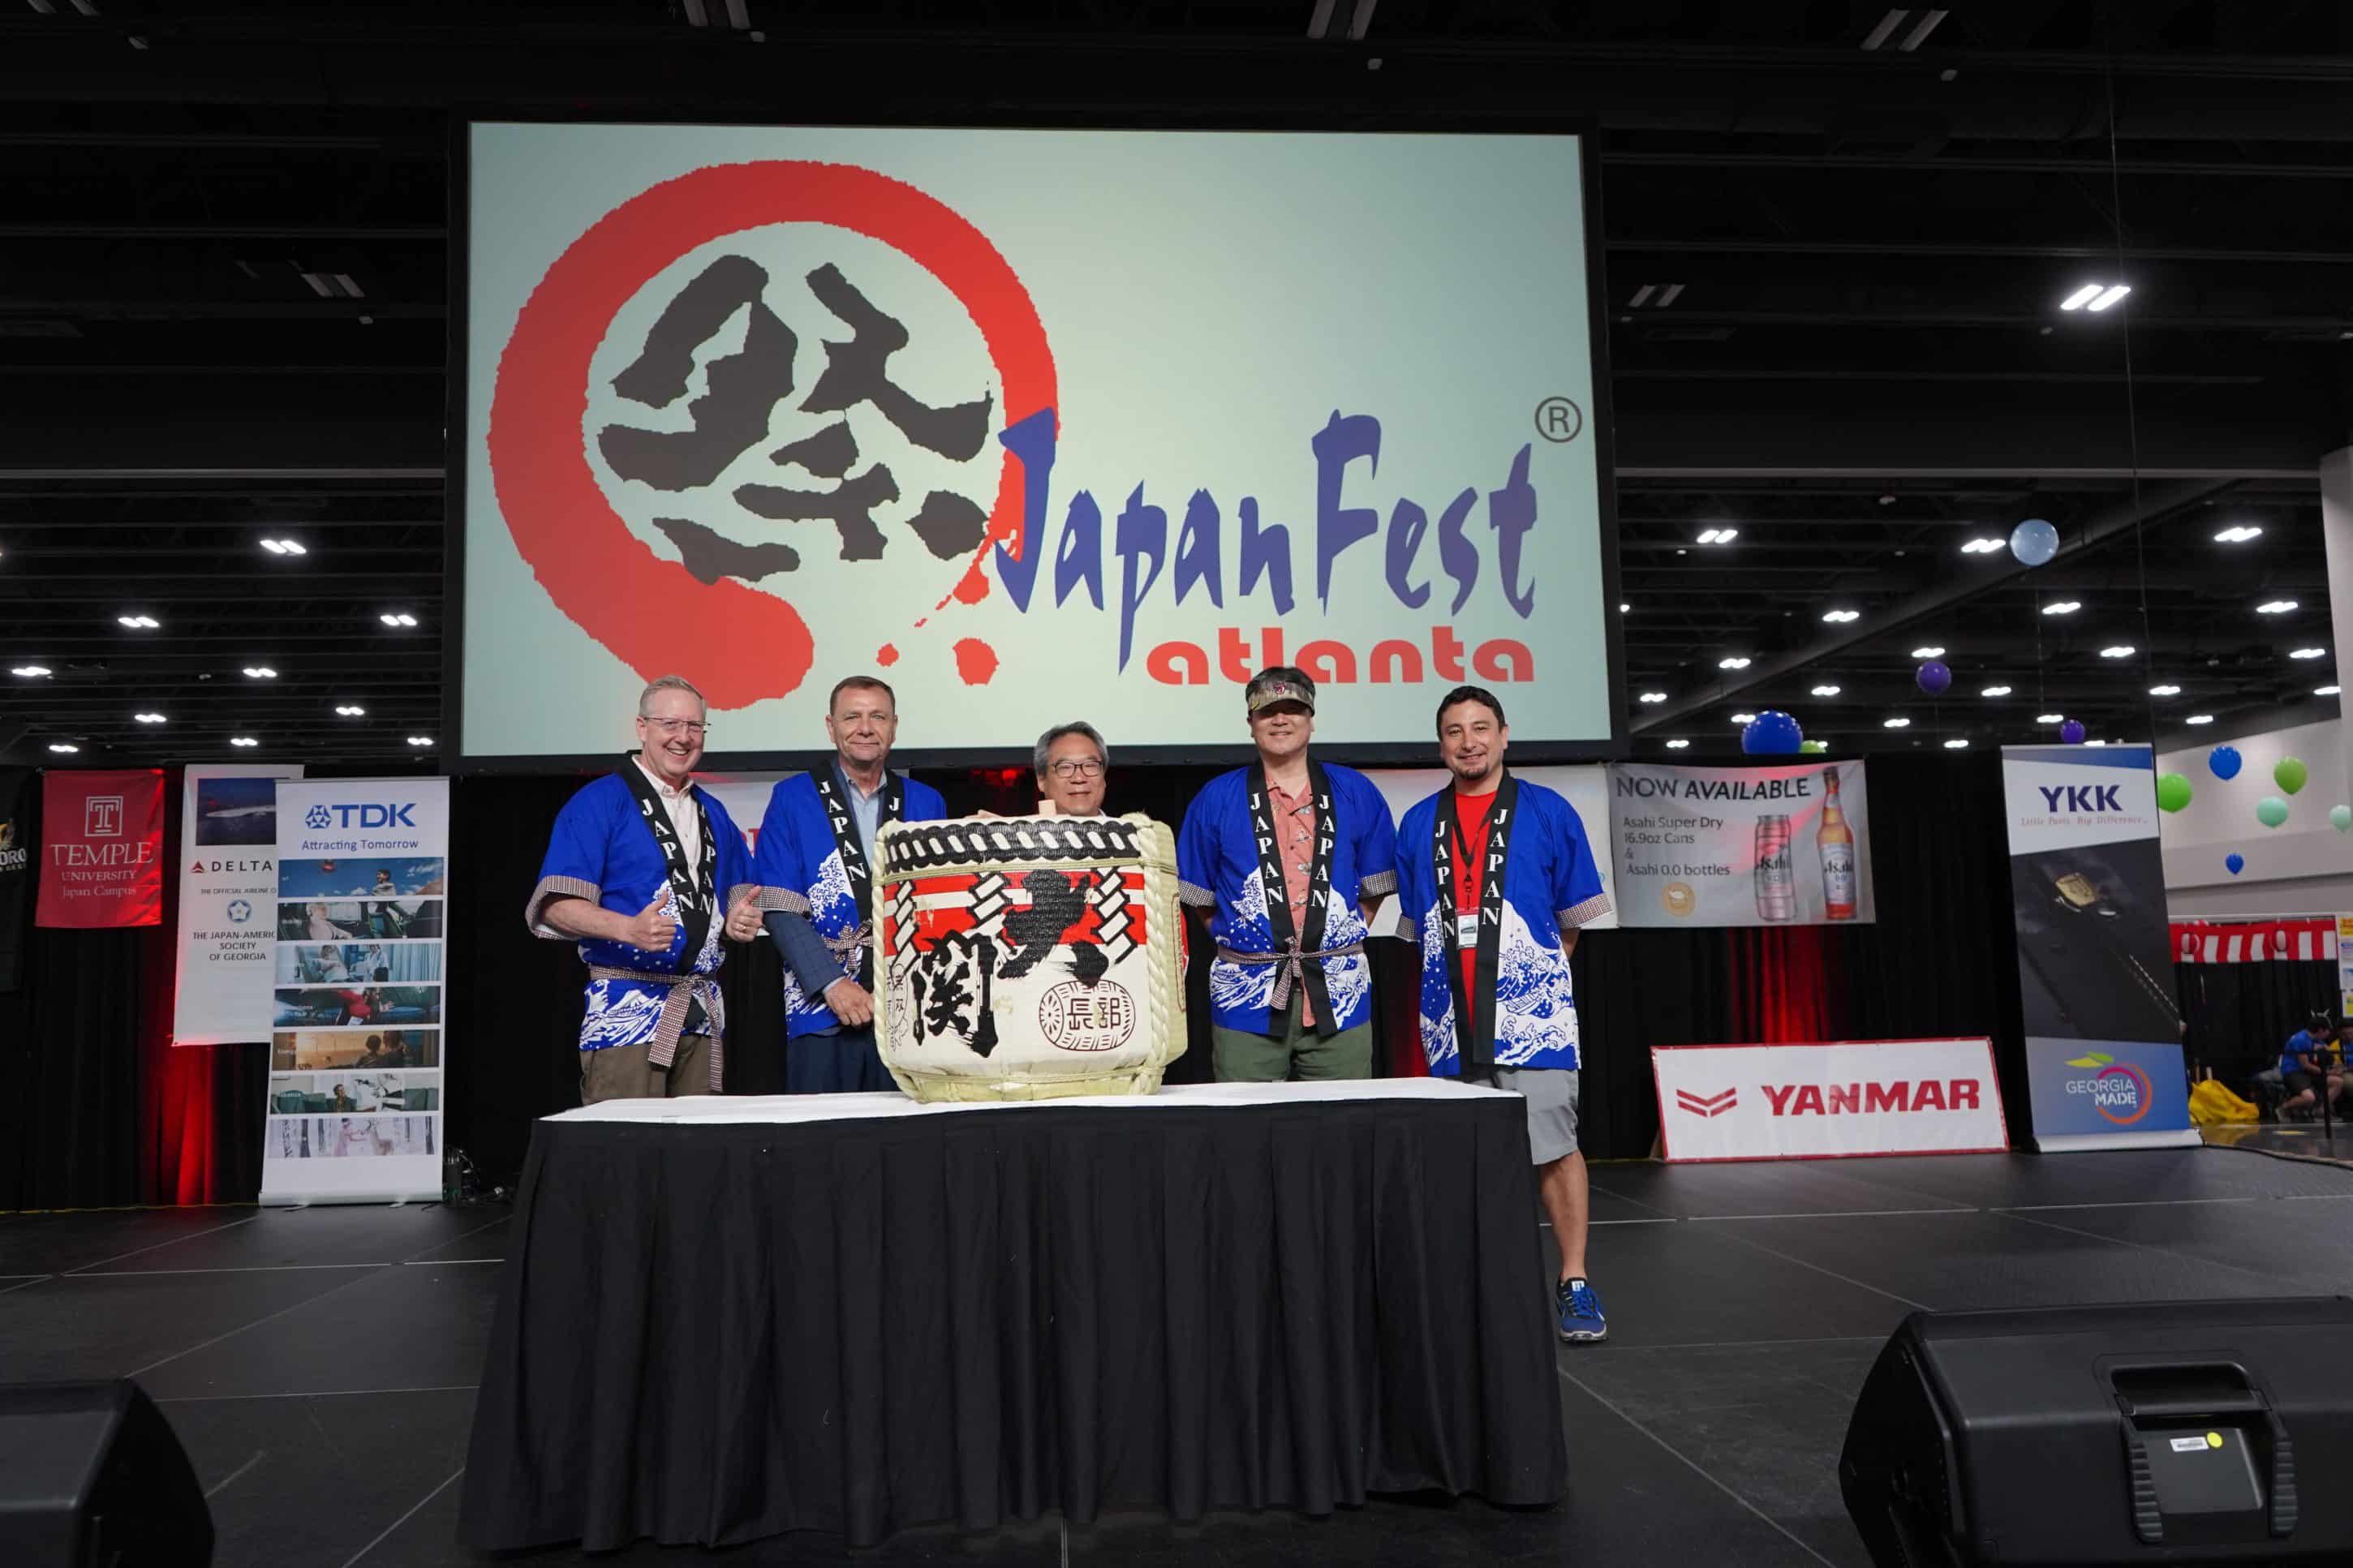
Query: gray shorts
1492 1066 1580 1165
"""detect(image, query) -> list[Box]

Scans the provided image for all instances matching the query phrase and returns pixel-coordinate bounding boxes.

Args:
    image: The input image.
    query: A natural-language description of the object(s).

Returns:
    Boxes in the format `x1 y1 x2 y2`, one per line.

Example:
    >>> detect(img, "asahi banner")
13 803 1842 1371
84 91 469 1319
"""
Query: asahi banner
265 777 451 1205
0 767 32 991
1999 744 2196 1152
174 765 302 1046
1607 761 1873 928
36 768 166 929
461 123 1613 760
1654 1038 2009 1162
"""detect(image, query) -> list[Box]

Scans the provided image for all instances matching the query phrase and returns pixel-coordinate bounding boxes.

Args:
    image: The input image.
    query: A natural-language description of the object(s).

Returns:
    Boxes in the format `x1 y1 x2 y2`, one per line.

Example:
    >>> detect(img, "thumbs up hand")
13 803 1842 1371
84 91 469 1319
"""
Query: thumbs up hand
724 887 764 942
625 888 678 953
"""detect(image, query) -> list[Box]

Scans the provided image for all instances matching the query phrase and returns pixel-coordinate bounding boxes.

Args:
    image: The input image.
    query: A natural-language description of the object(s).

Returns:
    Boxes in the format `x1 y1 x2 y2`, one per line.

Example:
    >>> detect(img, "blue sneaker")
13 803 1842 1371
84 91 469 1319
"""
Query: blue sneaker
1557 1277 1607 1342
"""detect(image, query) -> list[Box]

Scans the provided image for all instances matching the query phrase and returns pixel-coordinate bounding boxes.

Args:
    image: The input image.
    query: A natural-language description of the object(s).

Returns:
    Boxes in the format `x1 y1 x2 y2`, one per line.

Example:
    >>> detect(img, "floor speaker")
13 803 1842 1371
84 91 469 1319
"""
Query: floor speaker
1841 1297 2353 1565
0 1381 213 1565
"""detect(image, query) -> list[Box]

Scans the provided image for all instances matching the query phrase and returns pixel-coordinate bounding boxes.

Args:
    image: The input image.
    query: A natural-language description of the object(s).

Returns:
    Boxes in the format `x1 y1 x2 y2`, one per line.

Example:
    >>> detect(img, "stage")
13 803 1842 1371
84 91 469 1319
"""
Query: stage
6 1143 2353 1566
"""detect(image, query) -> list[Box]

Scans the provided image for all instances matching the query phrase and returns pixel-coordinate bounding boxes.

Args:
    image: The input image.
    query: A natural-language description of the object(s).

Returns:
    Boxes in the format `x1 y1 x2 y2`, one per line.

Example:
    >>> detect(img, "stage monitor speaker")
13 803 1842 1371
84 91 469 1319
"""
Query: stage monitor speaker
1842 1298 2353 1565
0 1380 213 1566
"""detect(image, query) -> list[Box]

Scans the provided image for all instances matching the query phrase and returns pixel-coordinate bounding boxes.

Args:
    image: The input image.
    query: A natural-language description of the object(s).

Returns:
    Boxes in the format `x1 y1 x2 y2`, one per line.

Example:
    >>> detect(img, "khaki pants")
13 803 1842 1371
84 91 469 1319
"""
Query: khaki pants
579 1033 715 1105
1212 992 1374 1082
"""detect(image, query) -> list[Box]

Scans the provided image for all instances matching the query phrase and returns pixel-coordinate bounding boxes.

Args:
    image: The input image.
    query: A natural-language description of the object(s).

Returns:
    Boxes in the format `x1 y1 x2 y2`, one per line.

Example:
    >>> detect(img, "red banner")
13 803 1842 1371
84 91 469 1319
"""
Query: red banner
37 768 166 928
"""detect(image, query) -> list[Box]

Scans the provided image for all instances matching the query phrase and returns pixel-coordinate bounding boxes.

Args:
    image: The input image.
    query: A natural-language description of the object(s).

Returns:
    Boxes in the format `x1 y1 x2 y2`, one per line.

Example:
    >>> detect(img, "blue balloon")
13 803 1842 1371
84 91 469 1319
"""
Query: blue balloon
2226 853 2246 876
1741 710 1804 756
1916 659 1952 696
2010 518 2059 567
2060 719 2085 745
2209 745 2243 781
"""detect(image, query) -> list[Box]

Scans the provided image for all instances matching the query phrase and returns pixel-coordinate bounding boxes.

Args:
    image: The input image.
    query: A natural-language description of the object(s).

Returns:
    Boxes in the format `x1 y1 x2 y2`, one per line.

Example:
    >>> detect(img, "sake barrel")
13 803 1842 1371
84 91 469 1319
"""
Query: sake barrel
874 812 1186 1100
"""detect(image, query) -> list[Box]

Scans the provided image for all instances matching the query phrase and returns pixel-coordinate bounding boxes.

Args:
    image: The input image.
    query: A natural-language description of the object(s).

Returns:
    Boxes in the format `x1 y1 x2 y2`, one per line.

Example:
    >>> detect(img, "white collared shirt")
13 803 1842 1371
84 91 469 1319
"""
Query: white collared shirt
632 755 702 876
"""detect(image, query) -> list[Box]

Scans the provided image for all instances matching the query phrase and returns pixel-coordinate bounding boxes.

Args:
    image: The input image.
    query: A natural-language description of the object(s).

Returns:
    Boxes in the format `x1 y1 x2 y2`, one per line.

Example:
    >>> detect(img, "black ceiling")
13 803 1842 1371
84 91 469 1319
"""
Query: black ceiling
2 0 2348 766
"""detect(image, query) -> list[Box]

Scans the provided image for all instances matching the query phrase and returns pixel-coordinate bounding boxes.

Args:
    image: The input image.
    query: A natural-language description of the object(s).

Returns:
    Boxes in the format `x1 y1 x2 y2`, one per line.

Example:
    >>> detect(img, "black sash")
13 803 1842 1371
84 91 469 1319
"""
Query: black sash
617 755 717 977
1245 758 1339 1037
1434 771 1518 1078
813 764 905 987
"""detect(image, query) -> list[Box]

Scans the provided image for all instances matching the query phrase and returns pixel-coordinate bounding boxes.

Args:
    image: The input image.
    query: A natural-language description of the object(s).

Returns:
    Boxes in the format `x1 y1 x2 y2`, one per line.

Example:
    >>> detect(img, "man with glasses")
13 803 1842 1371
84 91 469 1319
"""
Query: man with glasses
754 676 946 1093
527 675 766 1103
1034 722 1109 815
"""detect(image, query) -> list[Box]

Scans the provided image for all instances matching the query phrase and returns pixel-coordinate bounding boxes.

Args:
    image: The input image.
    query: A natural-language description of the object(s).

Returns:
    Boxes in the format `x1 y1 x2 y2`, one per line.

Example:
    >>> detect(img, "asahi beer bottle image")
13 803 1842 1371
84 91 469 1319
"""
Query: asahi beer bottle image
1754 814 1796 922
1819 767 1858 921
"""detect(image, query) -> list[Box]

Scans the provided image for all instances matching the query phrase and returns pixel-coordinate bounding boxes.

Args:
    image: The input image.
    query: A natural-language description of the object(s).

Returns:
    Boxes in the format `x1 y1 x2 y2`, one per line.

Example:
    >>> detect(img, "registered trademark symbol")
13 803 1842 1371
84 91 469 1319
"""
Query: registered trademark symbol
1534 397 1583 444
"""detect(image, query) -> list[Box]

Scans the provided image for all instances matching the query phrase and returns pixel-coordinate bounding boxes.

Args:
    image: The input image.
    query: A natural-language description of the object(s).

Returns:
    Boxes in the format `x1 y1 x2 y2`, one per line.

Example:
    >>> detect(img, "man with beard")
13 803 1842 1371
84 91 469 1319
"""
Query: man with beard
1176 667 1396 1081
754 676 946 1093
527 675 765 1103
1393 685 1613 1342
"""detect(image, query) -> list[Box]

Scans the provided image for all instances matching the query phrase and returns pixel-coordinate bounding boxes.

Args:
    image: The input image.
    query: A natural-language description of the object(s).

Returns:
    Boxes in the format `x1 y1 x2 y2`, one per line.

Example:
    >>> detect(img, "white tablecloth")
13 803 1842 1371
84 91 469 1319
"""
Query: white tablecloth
550 1076 1503 1125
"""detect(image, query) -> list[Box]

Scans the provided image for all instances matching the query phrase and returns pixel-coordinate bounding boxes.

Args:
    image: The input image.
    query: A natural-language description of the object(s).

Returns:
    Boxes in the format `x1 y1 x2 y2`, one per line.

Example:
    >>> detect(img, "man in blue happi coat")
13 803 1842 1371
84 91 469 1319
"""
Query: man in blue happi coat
1395 685 1614 1342
527 676 765 1104
754 675 946 1093
1176 666 1397 1081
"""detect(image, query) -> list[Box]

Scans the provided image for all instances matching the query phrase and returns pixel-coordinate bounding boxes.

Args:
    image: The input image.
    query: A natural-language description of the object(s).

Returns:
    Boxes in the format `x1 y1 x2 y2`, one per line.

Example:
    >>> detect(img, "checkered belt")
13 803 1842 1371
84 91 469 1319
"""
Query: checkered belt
586 965 725 1093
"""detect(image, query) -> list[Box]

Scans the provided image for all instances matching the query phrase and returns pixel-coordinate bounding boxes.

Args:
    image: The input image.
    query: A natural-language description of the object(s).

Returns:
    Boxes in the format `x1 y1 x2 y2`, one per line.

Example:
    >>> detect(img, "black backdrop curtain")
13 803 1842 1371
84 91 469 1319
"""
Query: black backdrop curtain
2176 958 2336 1093
8 750 2033 1209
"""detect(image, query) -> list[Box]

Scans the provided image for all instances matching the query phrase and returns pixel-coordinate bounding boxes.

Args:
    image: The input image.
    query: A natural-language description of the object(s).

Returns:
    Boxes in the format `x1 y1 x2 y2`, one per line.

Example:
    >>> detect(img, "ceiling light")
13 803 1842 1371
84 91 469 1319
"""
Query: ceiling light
257 537 308 556
229 737 258 748
2213 526 2264 544
115 614 159 629
10 665 50 677
2185 714 2214 726
1664 738 1690 750
2257 600 2298 615
2086 285 2131 312
2099 646 2136 659
242 666 277 679
1959 537 2003 554
2042 601 2080 616
1882 717 1912 729
1619 602 1629 612
1910 645 1945 659
1981 685 2012 697
2149 684 2181 696
132 711 166 724
1731 713 1757 726
1637 691 1667 704
378 612 419 628
2290 647 2327 660
1821 608 1860 623
2086 738 2109 747
1718 656 1751 670
2037 713 2065 724
1942 737 1969 750
2059 283 2105 311
2318 685 2342 697
406 736 434 747
334 703 367 716
1810 684 1841 697
47 743 78 754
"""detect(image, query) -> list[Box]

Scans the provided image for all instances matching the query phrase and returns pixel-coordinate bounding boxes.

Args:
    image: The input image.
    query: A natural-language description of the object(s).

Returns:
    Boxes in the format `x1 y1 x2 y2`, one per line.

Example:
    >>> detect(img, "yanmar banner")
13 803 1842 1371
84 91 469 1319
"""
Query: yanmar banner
1653 1038 2009 1162
462 124 1613 760
36 768 165 929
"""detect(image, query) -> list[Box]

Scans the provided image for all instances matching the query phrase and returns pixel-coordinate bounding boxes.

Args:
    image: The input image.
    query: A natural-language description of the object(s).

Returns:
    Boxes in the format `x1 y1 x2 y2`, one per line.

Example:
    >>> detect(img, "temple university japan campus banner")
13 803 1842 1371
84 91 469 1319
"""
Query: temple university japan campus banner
1607 761 1873 928
265 777 450 1204
1653 1039 2009 1163
460 123 1615 763
0 767 31 991
35 768 165 930
2001 744 2197 1152
174 764 302 1046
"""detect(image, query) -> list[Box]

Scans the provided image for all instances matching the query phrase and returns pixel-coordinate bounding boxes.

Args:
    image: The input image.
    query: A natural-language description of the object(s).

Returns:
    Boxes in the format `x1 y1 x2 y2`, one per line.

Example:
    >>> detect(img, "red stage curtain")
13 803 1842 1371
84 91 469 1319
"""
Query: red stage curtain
1726 926 1844 1044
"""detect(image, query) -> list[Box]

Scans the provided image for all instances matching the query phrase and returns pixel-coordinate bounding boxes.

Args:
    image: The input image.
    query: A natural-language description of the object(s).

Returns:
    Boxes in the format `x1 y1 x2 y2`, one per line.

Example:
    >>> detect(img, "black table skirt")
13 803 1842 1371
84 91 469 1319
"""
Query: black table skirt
459 1093 1568 1551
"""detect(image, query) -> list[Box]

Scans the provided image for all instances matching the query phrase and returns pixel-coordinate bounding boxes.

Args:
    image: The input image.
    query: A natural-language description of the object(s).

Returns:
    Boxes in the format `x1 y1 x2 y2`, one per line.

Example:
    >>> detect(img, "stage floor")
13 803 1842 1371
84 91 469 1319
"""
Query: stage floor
6 1144 2353 1566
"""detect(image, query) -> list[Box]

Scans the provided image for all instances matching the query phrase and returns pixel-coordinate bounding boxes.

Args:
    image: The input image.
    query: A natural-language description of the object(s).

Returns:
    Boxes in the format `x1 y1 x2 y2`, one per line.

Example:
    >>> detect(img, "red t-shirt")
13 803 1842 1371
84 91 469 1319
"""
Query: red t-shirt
1451 789 1499 1004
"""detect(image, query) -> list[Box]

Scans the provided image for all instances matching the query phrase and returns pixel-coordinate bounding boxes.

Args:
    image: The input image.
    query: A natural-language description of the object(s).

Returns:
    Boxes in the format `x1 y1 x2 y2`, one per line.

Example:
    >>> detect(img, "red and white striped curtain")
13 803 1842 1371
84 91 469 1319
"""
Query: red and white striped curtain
2169 917 2341 964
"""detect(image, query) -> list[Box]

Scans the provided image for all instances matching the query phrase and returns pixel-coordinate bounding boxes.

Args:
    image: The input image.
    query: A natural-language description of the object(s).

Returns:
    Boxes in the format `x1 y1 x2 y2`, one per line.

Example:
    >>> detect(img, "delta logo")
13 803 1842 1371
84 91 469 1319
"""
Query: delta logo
2063 1052 2153 1125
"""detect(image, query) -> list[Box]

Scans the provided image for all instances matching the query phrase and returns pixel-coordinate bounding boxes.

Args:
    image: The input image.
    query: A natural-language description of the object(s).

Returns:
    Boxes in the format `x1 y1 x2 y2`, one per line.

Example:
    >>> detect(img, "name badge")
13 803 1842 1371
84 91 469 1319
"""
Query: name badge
1456 913 1481 947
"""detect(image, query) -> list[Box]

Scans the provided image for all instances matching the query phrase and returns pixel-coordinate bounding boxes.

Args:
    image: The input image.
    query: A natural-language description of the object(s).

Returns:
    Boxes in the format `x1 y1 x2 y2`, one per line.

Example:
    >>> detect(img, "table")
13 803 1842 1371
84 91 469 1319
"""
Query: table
458 1079 1567 1552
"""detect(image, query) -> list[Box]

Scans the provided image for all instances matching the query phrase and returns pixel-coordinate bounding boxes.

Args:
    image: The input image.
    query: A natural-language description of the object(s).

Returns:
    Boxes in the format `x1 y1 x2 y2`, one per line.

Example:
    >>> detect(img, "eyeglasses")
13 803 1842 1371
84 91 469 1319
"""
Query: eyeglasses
1049 758 1105 780
640 717 708 736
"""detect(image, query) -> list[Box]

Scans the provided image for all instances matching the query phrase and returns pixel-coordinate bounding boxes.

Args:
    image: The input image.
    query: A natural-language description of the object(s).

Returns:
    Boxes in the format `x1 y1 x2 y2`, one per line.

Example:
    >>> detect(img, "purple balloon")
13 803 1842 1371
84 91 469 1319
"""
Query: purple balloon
1915 660 1952 696
2060 720 2086 745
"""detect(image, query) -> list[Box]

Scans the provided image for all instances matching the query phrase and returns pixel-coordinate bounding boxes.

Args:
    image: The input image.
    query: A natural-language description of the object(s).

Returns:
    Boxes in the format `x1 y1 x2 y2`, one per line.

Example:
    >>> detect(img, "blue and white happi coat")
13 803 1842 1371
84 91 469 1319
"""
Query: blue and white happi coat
527 771 755 1054
752 767 946 1038
1394 775 1611 1075
1175 762 1398 1037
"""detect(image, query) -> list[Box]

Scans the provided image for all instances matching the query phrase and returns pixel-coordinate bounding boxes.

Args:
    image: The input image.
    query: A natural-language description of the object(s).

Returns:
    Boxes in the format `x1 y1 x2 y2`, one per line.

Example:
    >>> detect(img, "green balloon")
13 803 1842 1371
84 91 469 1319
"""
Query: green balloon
2155 772 2193 813
2334 805 2353 833
2275 756 2309 796
2256 796 2291 829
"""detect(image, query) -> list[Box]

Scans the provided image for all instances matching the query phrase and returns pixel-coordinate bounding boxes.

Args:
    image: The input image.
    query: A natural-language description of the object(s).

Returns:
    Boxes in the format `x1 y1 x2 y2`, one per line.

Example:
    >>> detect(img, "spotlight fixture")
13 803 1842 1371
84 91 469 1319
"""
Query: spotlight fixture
1718 656 1751 670
2290 647 2327 660
242 666 278 679
2318 685 2342 697
1910 646 1945 659
1821 608 1860 624
378 612 419 628
2149 684 2181 697
1942 738 1969 750
2213 526 2264 544
2041 601 2080 616
1810 684 1842 697
1663 738 1690 750
1637 691 1667 704
1959 537 2004 554
334 704 366 716
10 664 50 677
257 538 308 556
2256 600 2298 615
1696 527 1739 545
1981 685 2013 698
47 743 78 754
1882 717 1912 729
2185 714 2214 726
406 736 434 747
132 711 166 724
229 737 259 748
2037 714 2065 725
2098 646 2136 659
116 614 160 629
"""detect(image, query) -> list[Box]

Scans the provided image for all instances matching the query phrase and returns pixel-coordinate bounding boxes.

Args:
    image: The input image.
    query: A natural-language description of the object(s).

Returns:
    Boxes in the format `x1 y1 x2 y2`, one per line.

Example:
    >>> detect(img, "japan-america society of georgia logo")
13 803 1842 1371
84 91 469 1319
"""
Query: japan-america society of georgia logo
485 161 1058 711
